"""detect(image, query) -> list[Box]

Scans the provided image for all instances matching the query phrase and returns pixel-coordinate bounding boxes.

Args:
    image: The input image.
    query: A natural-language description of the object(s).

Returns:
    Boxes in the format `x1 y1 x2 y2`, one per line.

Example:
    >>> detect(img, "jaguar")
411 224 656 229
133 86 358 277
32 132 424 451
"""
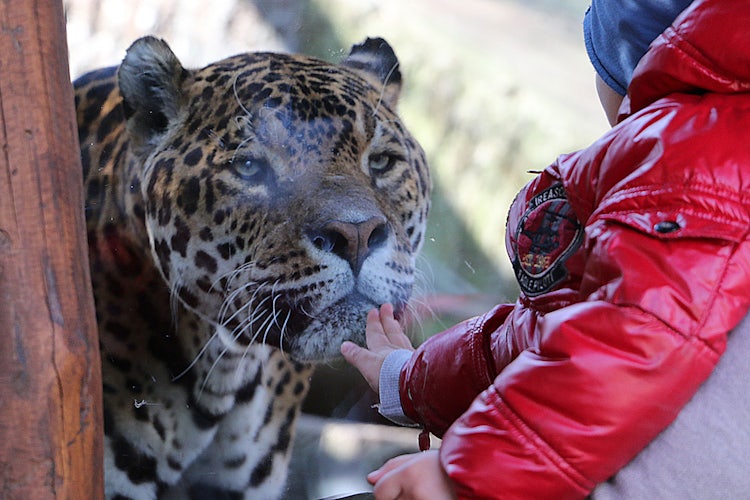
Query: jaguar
74 35 430 498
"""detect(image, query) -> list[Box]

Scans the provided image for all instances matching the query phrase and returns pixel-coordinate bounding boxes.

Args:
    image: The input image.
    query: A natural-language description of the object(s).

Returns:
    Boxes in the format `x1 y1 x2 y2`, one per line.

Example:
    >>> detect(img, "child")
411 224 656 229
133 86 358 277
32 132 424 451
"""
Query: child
341 0 750 498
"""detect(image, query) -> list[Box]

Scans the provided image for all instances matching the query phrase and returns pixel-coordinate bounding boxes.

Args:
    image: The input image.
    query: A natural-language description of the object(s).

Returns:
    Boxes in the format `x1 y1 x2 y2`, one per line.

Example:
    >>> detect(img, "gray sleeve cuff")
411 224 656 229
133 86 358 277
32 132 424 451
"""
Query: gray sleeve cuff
378 349 418 427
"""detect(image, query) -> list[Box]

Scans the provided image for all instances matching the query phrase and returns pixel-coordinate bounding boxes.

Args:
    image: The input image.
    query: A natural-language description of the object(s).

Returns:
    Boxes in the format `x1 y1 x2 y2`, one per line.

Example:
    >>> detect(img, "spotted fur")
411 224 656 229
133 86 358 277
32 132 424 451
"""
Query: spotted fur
75 36 430 499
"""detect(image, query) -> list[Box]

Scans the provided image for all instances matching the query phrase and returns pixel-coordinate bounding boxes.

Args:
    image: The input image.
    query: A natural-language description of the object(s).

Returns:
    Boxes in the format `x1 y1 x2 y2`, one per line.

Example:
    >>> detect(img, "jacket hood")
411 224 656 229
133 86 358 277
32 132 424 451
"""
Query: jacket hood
621 0 750 119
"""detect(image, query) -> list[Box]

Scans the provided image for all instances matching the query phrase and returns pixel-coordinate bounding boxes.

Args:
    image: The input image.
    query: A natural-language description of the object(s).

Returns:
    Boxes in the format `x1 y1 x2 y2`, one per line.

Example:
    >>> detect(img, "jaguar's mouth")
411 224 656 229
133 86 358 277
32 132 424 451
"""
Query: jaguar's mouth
215 281 411 361
281 287 412 362
217 293 314 349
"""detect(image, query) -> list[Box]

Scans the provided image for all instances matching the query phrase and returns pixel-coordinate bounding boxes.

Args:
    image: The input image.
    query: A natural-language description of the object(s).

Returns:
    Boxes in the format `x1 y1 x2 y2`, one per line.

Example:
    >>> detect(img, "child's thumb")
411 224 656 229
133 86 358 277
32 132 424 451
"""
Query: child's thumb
340 340 358 358
341 341 367 368
340 341 380 393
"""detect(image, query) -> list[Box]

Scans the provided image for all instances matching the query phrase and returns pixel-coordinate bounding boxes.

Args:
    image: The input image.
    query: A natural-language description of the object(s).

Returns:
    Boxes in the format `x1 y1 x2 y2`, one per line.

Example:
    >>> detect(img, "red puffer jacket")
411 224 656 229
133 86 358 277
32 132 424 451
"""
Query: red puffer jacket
399 1 750 498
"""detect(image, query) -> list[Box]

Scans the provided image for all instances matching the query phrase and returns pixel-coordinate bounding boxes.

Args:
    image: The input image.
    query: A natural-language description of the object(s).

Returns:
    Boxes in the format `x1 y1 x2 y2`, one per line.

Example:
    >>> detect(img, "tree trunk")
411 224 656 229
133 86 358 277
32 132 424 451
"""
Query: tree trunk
0 1 103 498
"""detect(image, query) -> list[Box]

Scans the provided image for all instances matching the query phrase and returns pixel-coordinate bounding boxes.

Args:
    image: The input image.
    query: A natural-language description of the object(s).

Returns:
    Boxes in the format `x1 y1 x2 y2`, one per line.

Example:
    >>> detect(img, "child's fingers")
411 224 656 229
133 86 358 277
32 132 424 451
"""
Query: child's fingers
365 307 391 349
340 340 381 393
379 303 414 350
366 453 415 485
366 307 383 333
379 303 399 332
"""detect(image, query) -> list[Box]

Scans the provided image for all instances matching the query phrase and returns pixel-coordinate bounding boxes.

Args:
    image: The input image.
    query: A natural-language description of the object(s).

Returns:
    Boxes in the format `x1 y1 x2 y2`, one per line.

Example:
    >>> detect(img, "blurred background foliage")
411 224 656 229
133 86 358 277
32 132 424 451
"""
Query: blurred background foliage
65 0 607 496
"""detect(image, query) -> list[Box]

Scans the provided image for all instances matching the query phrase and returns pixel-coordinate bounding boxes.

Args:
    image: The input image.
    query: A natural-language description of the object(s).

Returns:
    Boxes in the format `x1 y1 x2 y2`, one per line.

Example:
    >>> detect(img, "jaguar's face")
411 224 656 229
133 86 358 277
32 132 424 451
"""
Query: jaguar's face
123 38 430 362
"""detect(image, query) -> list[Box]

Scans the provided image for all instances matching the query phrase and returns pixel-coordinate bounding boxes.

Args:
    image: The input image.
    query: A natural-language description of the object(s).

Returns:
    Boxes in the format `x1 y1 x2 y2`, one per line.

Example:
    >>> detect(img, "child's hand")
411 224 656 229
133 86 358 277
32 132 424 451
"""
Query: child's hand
367 450 457 500
341 303 414 394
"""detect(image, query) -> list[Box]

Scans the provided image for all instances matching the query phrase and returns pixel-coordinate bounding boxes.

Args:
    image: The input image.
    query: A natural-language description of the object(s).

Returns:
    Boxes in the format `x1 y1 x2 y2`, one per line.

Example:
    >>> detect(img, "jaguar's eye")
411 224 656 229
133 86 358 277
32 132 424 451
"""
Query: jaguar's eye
368 152 401 174
230 155 270 182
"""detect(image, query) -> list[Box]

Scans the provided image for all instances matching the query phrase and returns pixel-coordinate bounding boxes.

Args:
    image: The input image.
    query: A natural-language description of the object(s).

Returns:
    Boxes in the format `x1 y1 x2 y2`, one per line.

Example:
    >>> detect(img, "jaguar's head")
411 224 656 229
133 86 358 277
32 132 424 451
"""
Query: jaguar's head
118 36 430 362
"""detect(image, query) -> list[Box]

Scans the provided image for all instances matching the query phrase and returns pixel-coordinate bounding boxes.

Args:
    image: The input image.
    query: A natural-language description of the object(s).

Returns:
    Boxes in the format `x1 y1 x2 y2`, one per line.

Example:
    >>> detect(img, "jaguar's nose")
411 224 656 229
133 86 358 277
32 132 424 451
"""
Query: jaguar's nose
308 216 389 275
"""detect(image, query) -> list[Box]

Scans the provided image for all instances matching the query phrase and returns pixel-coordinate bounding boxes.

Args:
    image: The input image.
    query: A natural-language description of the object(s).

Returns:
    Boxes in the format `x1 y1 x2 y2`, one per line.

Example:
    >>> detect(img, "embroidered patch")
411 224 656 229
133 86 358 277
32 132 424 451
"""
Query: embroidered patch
512 183 582 296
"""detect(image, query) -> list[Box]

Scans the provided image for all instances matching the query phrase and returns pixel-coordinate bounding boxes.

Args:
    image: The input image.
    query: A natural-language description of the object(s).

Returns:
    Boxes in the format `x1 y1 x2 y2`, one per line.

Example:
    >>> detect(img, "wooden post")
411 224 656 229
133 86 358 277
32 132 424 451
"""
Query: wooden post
0 1 103 498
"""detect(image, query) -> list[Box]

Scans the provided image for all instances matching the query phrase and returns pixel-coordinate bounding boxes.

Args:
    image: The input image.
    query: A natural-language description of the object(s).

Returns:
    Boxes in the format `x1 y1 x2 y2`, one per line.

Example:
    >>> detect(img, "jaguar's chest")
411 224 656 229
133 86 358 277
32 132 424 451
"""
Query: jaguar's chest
100 299 314 497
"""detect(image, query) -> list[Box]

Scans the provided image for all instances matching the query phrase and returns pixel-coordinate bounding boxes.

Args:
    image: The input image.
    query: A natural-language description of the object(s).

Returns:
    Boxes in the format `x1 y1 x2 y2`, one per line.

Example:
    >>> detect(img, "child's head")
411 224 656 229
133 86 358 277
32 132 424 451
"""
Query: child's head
583 0 694 124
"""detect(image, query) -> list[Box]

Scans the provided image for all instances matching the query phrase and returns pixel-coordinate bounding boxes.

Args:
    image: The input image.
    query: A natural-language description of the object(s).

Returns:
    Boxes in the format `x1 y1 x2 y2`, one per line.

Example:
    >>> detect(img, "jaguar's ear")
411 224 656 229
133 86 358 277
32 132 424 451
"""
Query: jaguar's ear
117 36 187 145
342 37 402 108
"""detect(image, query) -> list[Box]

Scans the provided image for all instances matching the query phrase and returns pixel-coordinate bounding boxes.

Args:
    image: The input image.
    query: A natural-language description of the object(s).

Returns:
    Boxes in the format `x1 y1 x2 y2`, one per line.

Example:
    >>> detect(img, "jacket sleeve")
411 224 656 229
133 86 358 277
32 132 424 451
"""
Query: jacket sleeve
437 213 750 499
398 303 515 437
